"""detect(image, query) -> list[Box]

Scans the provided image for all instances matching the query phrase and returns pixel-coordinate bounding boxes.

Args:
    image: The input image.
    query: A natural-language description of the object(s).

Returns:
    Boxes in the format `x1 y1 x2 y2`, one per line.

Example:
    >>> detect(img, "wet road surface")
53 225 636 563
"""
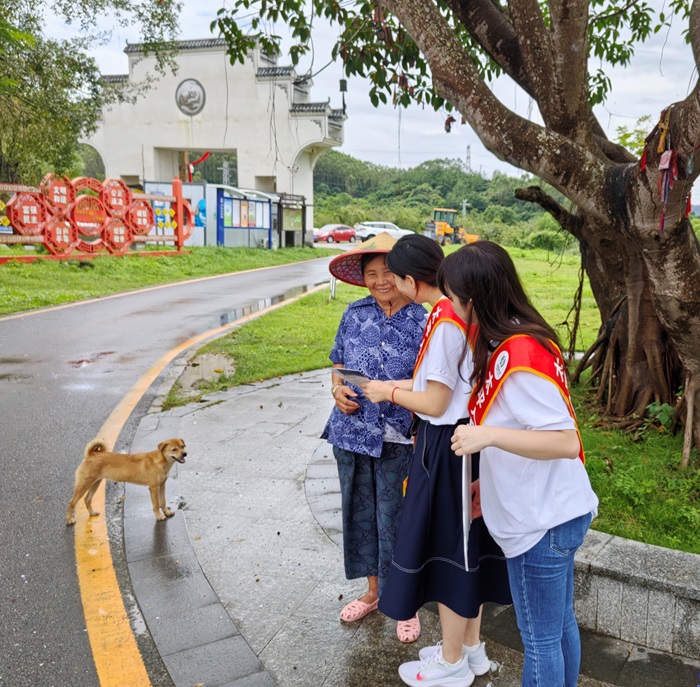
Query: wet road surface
0 257 332 687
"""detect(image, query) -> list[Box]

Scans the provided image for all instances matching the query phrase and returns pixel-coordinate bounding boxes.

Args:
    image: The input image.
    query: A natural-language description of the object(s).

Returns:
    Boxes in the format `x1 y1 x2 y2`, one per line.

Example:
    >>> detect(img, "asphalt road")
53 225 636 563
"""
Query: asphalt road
0 256 333 687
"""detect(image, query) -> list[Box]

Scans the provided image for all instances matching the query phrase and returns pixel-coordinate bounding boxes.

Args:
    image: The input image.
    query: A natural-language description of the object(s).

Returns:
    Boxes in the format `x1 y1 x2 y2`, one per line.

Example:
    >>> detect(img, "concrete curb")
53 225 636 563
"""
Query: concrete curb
575 530 700 659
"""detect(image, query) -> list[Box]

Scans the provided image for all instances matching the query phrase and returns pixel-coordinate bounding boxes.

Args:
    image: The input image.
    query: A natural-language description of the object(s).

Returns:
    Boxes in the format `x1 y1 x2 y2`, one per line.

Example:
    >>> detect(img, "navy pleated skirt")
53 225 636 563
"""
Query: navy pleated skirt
379 418 512 621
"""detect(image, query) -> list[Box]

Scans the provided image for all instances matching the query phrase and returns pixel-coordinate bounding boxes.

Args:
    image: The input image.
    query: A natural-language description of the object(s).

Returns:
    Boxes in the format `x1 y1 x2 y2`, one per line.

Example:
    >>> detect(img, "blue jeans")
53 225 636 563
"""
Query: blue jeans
506 513 592 687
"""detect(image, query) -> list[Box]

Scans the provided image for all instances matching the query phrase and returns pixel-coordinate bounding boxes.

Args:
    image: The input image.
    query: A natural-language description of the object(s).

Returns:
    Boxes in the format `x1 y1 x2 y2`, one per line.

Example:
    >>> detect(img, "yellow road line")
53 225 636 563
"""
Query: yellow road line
73 283 329 686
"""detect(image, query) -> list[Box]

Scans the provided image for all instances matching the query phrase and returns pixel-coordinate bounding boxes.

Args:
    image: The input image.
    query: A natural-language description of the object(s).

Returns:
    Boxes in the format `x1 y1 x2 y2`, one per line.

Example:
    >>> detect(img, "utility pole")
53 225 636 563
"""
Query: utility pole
221 159 230 186
465 145 471 173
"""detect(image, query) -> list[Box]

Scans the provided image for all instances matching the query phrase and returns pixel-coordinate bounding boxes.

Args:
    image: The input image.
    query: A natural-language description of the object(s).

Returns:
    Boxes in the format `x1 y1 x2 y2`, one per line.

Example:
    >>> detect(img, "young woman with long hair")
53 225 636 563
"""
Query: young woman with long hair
362 234 511 687
441 240 598 687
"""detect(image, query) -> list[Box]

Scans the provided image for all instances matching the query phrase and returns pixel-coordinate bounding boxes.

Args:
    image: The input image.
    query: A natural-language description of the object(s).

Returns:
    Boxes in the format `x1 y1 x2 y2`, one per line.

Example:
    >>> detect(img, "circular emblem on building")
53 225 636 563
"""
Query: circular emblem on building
175 79 206 116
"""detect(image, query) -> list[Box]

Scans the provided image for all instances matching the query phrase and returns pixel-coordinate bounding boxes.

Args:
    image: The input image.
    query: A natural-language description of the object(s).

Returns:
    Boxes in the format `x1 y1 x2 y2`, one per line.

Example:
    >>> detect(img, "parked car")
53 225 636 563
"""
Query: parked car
315 224 356 243
354 221 413 241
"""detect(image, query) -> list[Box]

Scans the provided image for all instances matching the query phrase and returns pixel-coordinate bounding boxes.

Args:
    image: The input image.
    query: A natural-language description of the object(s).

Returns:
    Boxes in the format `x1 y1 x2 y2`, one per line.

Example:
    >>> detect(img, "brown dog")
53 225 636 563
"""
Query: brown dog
66 438 187 525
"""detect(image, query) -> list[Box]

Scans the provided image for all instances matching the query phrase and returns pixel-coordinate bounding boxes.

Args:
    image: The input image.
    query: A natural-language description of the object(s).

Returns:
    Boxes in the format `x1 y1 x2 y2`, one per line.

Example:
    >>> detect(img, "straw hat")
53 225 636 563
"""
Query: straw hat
328 232 397 287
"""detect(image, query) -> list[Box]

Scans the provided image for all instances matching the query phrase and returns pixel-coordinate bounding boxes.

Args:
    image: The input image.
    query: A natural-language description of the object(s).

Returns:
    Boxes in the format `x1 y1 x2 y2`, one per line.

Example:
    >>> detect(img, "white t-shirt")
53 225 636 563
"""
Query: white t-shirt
479 370 599 558
413 315 473 426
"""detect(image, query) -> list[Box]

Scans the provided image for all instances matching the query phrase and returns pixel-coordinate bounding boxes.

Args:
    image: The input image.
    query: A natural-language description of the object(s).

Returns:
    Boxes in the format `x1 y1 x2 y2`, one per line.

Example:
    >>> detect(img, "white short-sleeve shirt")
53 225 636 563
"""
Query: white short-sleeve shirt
413 315 473 426
479 370 599 558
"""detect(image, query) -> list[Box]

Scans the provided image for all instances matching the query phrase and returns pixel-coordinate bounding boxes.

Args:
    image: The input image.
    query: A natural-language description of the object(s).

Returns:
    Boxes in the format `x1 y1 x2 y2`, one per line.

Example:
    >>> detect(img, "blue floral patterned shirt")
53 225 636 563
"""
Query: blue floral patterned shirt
321 295 427 458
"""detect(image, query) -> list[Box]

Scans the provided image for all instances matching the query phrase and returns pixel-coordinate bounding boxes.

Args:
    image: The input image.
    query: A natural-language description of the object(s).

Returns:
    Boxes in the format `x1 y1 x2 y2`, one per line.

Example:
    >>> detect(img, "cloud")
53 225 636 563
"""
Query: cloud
44 0 697 177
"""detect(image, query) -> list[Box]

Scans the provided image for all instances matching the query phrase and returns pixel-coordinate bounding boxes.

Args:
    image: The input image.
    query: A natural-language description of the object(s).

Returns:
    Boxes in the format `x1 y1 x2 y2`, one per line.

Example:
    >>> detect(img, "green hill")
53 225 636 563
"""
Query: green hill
313 150 573 252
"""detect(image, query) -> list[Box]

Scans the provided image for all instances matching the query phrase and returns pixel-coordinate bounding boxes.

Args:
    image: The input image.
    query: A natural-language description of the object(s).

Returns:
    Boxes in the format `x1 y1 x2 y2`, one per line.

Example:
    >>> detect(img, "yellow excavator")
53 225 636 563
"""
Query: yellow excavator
424 208 479 245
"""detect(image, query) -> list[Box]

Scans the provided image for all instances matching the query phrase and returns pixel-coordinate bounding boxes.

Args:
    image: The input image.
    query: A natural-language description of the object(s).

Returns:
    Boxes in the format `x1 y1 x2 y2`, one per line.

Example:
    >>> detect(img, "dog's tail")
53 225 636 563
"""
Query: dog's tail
85 440 109 458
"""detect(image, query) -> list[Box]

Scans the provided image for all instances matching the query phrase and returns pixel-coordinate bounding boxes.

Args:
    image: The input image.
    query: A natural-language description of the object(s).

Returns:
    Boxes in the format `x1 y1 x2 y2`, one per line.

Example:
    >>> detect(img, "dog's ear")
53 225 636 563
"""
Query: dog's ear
158 440 171 454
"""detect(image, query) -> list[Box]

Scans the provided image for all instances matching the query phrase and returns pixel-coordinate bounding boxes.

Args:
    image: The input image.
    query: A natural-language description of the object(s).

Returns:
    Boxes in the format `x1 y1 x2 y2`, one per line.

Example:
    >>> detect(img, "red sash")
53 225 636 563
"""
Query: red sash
467 335 585 463
413 299 474 377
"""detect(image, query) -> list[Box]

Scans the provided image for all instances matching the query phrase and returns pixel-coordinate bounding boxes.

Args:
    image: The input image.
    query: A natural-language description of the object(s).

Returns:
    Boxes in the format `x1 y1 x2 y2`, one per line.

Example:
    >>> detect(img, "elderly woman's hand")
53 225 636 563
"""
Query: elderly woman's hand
361 380 393 404
334 384 360 415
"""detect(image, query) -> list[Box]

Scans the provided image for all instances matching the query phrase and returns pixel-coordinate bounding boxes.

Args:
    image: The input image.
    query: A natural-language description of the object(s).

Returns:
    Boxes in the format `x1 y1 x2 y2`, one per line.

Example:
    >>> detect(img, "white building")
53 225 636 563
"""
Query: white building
86 39 345 244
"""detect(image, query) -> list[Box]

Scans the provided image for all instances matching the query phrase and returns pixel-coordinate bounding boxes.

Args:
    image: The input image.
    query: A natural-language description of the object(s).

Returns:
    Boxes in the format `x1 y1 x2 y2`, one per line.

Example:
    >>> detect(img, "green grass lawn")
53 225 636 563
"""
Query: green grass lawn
174 247 601 397
575 387 700 554
504 247 601 350
0 245 331 316
4 242 696 553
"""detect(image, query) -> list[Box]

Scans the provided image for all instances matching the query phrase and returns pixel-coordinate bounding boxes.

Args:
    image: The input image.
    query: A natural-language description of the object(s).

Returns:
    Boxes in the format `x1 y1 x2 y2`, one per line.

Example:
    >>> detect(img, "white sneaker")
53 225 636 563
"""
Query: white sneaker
399 645 475 687
464 642 491 676
419 641 491 676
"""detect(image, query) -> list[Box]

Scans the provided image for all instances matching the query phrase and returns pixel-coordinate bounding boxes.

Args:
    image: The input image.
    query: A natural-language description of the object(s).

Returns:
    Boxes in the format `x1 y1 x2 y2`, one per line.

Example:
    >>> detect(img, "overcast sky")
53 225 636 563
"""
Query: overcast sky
48 1 697 177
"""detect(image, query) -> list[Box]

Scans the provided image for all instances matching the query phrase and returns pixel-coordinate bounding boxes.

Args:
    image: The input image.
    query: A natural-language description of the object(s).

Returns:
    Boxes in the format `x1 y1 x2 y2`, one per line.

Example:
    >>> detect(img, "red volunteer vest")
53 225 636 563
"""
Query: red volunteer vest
413 299 475 378
403 299 474 497
467 334 585 463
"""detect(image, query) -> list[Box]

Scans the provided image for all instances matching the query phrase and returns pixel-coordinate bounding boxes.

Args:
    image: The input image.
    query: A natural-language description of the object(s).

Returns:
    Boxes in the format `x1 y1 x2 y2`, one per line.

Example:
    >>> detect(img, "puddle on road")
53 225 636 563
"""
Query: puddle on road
219 283 321 325
0 357 31 365
178 283 323 391
0 372 33 383
63 382 98 392
68 351 115 368
178 353 235 389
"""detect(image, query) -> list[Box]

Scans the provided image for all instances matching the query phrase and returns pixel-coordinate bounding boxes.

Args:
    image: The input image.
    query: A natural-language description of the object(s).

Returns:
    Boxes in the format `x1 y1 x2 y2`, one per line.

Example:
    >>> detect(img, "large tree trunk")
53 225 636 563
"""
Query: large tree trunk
382 0 700 459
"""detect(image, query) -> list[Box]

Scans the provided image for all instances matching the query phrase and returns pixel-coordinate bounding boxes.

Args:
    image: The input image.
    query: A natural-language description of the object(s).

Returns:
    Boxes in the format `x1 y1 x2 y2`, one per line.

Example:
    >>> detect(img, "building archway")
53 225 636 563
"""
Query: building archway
87 39 345 233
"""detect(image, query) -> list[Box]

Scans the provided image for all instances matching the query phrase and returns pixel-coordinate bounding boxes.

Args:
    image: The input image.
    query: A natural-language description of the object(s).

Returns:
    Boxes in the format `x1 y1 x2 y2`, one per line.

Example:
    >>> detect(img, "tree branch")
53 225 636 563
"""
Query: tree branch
448 0 614 158
446 0 534 95
690 0 700 87
514 185 583 238
507 0 556 120
590 0 640 25
548 0 593 143
594 133 637 163
381 0 610 213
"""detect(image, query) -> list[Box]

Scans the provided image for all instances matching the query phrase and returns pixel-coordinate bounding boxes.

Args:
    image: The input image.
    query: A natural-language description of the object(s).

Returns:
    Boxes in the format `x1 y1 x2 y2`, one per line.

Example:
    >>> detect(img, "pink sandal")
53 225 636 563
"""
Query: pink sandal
340 598 379 622
397 614 421 643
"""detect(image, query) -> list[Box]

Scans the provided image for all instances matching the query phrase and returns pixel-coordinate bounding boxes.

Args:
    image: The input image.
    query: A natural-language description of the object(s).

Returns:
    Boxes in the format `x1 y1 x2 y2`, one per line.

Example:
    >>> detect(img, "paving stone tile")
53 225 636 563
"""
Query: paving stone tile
152 601 238 657
217 571 319 617
293 578 366 623
163 635 262 687
260 615 357 687
226 606 290 656
618 645 700 687
219 672 278 687
124 507 193 563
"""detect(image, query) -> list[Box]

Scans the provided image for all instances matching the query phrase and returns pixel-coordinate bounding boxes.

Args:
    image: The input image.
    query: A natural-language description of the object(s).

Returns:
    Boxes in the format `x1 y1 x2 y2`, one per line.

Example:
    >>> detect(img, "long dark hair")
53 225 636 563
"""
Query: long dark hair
386 234 444 286
438 241 561 390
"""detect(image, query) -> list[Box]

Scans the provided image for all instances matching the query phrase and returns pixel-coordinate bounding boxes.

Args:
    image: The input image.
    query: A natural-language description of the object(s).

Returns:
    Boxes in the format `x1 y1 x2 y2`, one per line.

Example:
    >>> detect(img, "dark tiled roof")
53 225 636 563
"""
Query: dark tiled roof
291 102 330 114
329 109 346 120
257 66 295 78
101 74 129 84
124 38 228 54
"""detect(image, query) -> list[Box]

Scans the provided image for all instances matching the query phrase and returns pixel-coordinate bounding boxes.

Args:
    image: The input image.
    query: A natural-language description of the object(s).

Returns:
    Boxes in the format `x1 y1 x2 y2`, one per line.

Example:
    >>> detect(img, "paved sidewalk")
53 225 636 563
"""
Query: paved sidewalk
126 368 700 687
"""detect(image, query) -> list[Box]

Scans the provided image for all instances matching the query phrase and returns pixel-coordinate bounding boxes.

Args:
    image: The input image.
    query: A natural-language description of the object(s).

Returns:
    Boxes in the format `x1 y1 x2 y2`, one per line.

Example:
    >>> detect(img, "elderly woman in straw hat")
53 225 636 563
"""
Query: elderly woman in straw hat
321 233 427 643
